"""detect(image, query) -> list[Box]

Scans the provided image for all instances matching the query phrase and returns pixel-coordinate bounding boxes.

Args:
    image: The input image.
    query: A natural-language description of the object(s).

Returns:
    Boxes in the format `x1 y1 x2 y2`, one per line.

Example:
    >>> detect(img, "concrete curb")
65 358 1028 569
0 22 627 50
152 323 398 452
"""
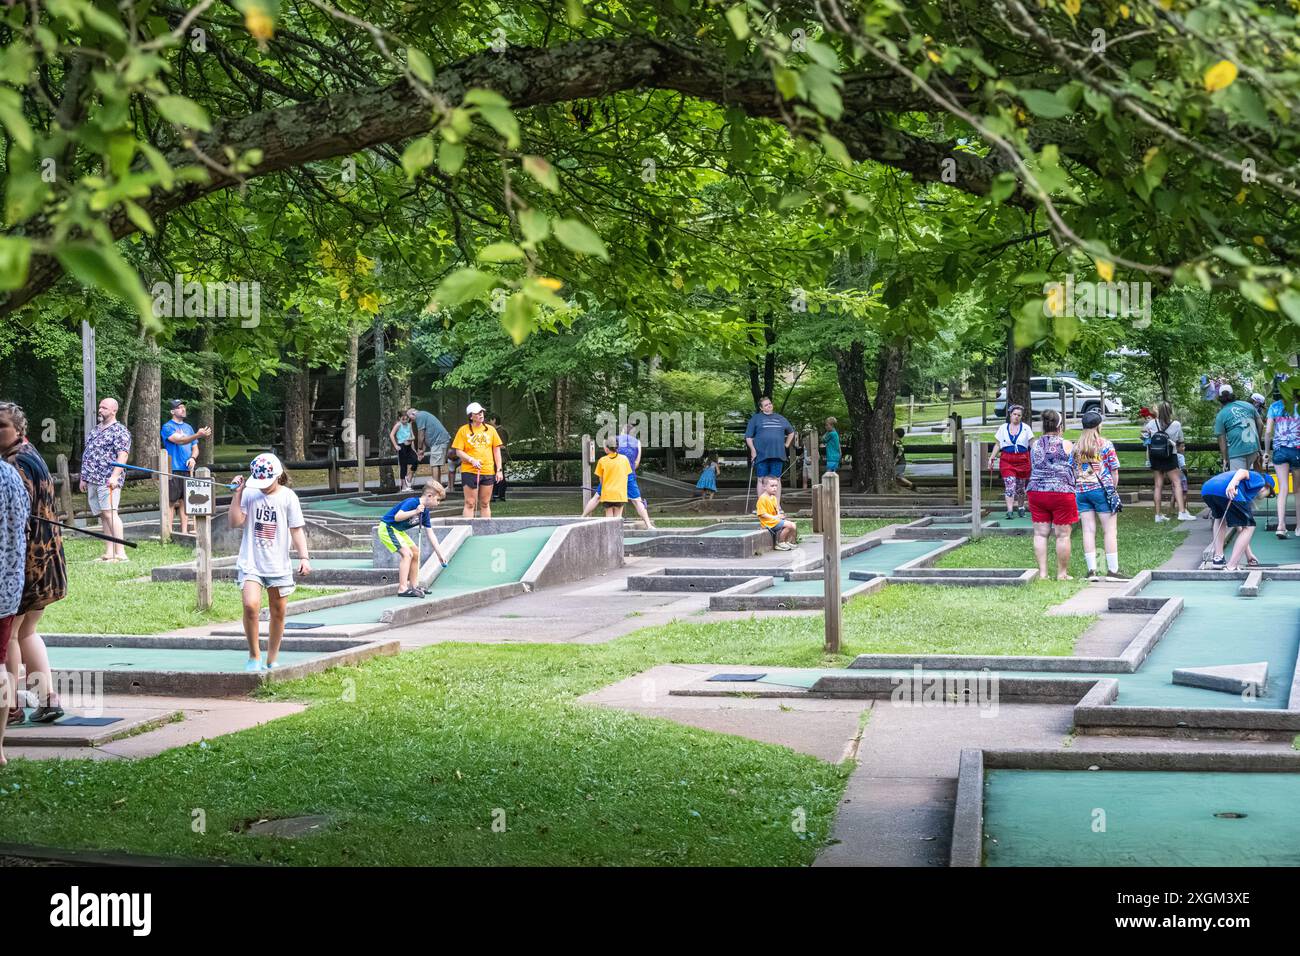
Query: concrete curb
950 749 985 867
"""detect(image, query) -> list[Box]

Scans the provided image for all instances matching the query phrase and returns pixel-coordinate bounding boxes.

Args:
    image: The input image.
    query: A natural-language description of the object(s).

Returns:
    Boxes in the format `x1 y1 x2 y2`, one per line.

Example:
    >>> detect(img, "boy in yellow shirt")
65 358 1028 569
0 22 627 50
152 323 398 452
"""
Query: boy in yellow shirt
756 476 798 551
593 437 632 518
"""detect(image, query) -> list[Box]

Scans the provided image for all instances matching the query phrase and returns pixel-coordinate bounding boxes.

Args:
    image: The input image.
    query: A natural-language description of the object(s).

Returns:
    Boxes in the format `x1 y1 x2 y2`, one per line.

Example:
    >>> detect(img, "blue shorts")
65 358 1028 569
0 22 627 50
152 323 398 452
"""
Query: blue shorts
1274 446 1300 466
766 519 788 540
594 475 641 500
825 459 840 473
1076 487 1115 514
755 458 785 479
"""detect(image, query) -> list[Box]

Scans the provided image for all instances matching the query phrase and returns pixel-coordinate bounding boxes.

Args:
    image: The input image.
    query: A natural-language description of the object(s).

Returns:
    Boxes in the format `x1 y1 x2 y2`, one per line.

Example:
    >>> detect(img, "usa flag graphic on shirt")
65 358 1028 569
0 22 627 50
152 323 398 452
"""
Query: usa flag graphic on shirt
253 503 278 547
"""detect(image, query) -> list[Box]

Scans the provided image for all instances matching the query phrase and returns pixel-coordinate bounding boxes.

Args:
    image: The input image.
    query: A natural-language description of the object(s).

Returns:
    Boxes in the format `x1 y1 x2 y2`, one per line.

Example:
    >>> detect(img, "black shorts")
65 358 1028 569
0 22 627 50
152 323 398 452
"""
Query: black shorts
1149 454 1179 474
1204 493 1254 528
462 472 496 489
169 470 191 503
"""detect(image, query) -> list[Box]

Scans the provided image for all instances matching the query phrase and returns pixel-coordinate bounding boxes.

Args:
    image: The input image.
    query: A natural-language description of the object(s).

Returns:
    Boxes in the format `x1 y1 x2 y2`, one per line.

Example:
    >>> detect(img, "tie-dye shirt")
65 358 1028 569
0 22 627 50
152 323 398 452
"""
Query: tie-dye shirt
0 458 28 617
1028 435 1076 494
1075 439 1120 491
1267 400 1300 449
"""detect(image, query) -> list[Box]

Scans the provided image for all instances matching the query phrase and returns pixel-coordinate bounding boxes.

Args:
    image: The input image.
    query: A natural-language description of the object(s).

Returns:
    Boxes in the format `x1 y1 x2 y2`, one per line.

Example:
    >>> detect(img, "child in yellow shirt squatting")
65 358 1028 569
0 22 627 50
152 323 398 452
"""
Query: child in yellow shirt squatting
756 476 797 551
594 437 633 518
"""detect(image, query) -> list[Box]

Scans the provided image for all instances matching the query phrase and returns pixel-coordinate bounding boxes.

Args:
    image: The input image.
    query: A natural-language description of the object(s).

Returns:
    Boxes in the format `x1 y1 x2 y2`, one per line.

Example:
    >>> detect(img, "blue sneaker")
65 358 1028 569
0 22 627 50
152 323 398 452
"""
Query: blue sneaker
265 659 279 671
244 658 264 672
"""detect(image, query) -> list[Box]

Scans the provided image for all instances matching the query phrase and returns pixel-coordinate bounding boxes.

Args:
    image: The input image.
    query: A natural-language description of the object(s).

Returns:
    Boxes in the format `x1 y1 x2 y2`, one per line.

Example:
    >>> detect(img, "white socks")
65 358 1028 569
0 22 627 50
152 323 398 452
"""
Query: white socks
1106 552 1120 573
1085 552 1097 572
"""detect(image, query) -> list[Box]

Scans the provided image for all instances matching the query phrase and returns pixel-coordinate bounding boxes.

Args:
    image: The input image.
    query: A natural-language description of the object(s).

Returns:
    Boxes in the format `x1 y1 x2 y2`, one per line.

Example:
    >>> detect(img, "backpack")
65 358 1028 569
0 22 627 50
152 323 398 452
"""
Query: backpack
1148 423 1173 460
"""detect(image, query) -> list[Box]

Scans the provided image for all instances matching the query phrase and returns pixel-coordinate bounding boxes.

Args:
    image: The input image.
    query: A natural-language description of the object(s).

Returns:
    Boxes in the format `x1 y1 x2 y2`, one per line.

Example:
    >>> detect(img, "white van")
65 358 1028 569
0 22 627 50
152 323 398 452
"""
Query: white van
994 376 1124 419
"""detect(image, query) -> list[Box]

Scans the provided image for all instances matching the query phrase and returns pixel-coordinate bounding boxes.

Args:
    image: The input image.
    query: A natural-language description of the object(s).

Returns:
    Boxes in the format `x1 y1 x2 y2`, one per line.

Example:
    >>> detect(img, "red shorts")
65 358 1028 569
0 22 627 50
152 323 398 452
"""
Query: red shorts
999 450 1031 480
1027 490 1078 526
0 614 12 666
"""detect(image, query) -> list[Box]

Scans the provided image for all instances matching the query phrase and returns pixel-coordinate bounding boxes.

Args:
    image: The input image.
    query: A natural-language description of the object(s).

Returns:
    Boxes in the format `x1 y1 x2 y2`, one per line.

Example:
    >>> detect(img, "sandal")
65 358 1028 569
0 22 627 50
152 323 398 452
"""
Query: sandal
1248 557 1260 567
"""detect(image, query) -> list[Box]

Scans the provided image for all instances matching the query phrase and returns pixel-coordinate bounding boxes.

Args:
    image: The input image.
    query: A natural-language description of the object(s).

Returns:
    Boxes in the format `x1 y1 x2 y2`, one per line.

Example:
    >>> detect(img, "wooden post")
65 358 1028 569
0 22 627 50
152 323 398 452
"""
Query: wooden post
822 471 842 655
946 389 953 421
356 435 367 493
970 438 982 538
159 448 171 544
82 320 97 440
981 395 988 426
665 445 676 480
194 466 213 610
908 396 914 431
55 454 74 522
327 446 339 494
581 434 593 509
954 420 966 506
808 428 820 490
811 483 823 534
1059 384 1067 422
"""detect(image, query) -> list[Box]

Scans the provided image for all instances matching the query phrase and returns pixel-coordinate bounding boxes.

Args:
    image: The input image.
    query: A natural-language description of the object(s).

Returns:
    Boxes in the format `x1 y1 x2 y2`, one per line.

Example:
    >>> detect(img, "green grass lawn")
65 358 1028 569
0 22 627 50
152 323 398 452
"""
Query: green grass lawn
935 509 1192 578
0 567 1099 865
40 540 335 634
0 506 1191 865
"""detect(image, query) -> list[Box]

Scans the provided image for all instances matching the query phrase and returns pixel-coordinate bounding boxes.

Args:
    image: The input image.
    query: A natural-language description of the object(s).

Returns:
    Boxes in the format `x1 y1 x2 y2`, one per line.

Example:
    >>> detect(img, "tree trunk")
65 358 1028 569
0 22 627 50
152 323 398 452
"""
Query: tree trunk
374 316 396 491
119 328 147 428
197 321 215 465
344 328 359 459
553 374 571 483
1006 317 1033 418
833 341 906 493
283 366 310 461
129 335 161 471
746 310 777 409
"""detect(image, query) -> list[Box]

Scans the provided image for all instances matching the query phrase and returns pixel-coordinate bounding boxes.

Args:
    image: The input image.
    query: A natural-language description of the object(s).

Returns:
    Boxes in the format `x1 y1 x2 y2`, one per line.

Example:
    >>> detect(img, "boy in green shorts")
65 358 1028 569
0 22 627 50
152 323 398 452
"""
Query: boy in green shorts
378 480 449 597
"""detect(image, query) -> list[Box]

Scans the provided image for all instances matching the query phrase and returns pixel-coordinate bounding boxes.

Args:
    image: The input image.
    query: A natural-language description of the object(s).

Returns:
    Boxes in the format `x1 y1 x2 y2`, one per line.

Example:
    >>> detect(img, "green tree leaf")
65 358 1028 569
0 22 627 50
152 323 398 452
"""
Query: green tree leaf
553 219 609 260
154 95 212 131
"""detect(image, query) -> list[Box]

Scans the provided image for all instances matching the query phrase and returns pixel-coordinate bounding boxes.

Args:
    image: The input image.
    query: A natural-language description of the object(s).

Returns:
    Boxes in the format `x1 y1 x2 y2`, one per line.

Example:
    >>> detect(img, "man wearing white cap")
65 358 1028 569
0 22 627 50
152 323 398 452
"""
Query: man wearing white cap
228 453 311 671
450 402 503 518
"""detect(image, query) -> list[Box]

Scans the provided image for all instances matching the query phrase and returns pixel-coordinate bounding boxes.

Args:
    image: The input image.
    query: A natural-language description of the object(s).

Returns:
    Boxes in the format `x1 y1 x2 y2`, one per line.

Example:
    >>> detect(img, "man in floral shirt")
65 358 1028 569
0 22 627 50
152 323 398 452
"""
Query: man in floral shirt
79 396 132 563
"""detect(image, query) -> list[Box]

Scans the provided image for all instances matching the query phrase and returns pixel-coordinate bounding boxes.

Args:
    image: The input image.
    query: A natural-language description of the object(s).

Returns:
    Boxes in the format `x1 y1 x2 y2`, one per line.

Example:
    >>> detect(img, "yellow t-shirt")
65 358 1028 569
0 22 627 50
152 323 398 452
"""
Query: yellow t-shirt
756 493 780 529
451 423 503 475
594 452 632 502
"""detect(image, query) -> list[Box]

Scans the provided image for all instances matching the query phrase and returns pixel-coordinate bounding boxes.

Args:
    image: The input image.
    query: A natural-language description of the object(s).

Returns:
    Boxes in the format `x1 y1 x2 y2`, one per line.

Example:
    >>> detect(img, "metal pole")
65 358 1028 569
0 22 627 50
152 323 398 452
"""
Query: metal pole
822 471 842 655
82 321 97 440
1060 384 1066 422
954 415 966 506
195 466 213 610
581 434 593 509
327 446 339 494
356 435 367 493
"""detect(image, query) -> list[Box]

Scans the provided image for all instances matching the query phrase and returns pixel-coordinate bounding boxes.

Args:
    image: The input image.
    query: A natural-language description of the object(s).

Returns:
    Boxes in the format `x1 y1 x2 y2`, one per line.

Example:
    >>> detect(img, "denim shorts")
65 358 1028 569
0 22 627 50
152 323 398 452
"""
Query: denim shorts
237 571 297 597
1076 487 1115 514
1274 446 1300 466
755 458 785 478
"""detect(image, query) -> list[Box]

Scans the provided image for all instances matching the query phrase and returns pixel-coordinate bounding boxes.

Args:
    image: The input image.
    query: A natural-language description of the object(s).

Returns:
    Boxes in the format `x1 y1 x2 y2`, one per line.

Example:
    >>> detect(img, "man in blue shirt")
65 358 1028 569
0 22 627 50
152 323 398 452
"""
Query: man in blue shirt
580 425 657 528
1201 468 1273 571
160 399 212 535
744 396 795 502
409 407 452 486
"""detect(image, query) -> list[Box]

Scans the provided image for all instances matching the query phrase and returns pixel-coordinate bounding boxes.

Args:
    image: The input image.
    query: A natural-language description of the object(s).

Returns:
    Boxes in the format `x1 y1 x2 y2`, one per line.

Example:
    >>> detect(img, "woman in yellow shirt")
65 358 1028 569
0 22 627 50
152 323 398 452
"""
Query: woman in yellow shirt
593 437 632 517
449 402 504 518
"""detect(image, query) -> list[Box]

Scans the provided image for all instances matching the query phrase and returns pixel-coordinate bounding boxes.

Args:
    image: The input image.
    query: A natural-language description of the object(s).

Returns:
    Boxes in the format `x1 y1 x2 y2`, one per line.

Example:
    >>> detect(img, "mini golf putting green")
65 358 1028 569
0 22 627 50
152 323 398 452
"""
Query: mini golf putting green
287 525 556 626
1231 516 1300 565
759 540 947 596
983 769 1300 866
48 646 321 672
302 497 396 517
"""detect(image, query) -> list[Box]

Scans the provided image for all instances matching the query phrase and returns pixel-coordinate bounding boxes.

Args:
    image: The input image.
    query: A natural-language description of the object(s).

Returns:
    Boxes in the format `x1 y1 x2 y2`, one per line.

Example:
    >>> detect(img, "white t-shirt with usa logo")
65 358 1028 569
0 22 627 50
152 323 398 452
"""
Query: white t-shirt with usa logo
237 487 304 579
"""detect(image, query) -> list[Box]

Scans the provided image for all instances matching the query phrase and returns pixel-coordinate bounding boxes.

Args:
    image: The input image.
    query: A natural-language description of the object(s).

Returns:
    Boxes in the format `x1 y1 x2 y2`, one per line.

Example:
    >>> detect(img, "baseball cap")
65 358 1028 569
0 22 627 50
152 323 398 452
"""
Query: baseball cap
247 453 284 490
466 401 485 415
1252 392 1266 405
169 399 186 409
1081 410 1104 429
1219 384 1234 396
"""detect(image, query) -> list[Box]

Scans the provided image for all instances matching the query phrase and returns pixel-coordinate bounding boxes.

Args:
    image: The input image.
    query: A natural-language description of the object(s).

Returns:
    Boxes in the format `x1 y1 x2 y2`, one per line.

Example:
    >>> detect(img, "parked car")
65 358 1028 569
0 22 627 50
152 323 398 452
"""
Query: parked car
994 376 1124 419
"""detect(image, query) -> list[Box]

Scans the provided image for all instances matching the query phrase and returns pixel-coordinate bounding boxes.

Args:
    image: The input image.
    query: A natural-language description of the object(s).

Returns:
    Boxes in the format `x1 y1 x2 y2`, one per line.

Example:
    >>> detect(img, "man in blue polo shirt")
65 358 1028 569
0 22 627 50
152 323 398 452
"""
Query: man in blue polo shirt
580 424 656 528
160 399 212 535
1202 467 1273 571
744 396 795 502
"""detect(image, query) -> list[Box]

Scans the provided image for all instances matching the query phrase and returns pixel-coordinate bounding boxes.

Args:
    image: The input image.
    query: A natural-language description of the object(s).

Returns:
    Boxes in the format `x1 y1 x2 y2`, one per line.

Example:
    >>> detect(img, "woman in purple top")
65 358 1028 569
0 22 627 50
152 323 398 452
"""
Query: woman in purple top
1026 409 1077 580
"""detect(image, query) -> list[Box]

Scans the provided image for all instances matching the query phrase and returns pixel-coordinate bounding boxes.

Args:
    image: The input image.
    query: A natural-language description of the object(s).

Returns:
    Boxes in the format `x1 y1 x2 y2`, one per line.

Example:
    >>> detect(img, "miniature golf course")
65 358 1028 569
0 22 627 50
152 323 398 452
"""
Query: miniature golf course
285 525 556 626
983 769 1300 866
760 540 946 596
46 646 322 672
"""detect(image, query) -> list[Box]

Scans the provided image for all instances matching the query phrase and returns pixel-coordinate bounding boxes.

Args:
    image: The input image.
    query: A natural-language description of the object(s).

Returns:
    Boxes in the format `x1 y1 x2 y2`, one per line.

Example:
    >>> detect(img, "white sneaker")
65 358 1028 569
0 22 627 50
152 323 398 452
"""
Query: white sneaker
1154 514 1169 523
1176 512 1196 521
